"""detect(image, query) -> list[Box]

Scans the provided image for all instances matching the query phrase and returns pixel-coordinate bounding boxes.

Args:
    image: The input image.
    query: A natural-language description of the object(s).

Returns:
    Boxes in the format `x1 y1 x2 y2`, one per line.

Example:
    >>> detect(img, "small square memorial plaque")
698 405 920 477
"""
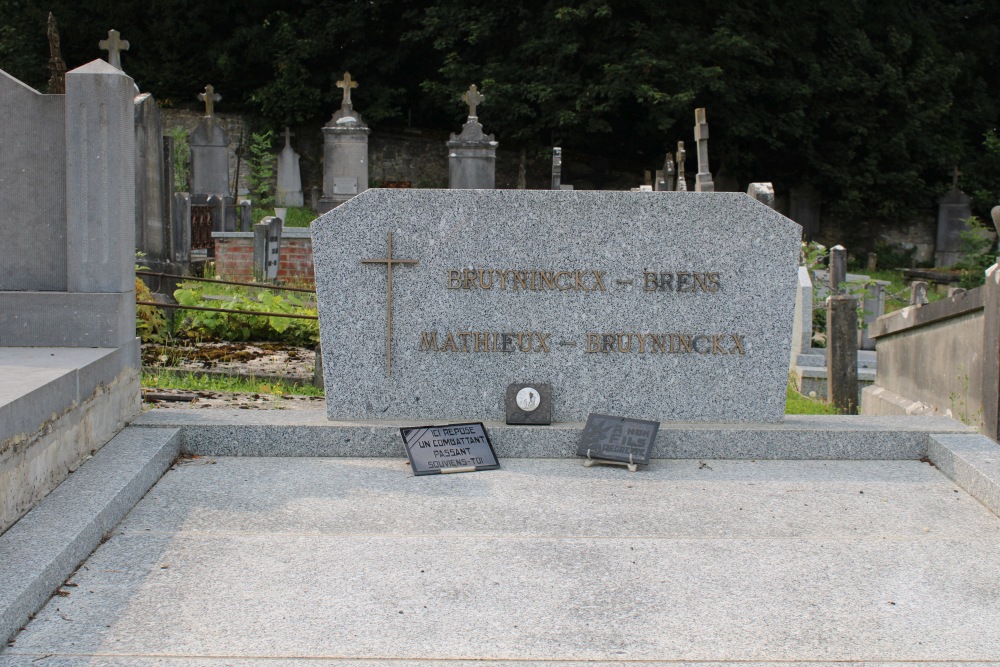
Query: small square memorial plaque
400 422 499 476
505 383 552 425
577 413 661 467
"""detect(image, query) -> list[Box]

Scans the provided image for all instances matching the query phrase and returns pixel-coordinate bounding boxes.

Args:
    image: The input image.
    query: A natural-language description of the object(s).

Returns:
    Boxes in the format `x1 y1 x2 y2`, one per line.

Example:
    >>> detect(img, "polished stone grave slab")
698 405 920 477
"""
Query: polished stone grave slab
312 190 801 423
4 455 1000 665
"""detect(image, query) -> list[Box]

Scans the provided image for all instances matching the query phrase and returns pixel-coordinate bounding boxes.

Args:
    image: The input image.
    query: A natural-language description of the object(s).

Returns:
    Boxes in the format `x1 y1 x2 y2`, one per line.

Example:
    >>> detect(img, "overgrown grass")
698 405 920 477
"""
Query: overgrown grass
252 206 317 227
143 369 324 397
785 381 839 415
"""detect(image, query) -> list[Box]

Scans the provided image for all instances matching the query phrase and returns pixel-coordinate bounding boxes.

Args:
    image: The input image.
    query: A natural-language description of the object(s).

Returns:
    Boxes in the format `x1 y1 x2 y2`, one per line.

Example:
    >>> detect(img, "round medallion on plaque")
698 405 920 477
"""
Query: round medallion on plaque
515 387 541 412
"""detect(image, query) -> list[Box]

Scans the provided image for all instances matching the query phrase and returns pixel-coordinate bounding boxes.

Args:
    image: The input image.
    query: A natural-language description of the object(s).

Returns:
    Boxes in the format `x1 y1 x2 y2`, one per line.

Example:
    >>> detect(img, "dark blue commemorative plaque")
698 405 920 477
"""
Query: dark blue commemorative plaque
577 413 660 467
400 422 500 476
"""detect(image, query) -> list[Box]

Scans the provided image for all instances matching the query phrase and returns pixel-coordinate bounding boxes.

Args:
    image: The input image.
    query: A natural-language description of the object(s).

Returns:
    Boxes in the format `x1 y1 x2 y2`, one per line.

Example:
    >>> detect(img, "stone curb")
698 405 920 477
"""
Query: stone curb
133 410 971 460
928 433 1000 517
0 427 180 646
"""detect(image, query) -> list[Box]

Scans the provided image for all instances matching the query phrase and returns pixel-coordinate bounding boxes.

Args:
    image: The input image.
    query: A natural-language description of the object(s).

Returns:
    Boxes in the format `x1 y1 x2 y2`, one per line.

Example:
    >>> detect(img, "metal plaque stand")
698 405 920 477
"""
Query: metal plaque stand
582 448 639 473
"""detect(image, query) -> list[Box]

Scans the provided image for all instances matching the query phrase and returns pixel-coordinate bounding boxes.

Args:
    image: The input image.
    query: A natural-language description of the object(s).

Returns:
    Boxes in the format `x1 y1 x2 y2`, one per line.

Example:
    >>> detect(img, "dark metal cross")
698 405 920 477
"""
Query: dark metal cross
462 84 484 118
99 29 129 70
198 84 222 116
952 165 962 190
361 231 418 375
337 72 358 106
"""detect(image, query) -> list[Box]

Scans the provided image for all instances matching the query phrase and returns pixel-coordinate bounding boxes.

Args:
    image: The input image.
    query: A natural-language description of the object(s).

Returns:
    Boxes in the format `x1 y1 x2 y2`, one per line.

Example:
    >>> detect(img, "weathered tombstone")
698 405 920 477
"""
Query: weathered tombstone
910 281 929 306
829 245 847 293
827 294 859 414
693 108 714 192
253 216 283 282
675 141 688 192
447 84 498 190
860 282 885 351
656 154 675 192
190 84 229 197
790 266 813 365
935 169 973 267
866 253 878 272
239 199 252 232
276 127 304 207
790 186 821 241
747 183 775 209
134 92 170 265
319 72 370 213
98 29 129 71
46 13 66 94
312 190 801 423
551 147 562 190
172 192 192 264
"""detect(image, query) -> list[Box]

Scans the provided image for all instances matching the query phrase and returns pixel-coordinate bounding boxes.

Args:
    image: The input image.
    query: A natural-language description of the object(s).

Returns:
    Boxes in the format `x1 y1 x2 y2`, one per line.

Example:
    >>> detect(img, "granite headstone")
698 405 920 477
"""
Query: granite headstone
276 127 304 207
312 190 801 423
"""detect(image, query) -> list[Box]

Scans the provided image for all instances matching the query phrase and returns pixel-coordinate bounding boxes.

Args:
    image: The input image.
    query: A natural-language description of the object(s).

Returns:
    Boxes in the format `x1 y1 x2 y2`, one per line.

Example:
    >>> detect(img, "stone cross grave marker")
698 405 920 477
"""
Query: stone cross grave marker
198 84 222 117
337 72 358 106
675 141 688 191
312 190 801 423
98 29 129 70
462 84 484 118
694 108 715 193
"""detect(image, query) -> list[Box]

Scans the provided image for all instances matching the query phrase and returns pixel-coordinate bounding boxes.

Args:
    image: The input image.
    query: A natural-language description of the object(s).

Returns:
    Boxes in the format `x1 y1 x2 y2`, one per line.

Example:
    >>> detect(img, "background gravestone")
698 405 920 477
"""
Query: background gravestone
319 72 369 213
447 85 497 189
253 216 283 282
313 190 801 423
276 127 304 207
935 180 973 267
134 92 173 268
190 85 229 197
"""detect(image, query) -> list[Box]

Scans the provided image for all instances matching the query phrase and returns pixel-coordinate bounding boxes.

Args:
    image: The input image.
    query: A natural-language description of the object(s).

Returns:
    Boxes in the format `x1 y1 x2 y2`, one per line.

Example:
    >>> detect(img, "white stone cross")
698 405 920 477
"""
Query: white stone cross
675 141 687 191
462 84 484 118
98 29 129 70
337 72 358 106
198 85 222 117
283 126 294 148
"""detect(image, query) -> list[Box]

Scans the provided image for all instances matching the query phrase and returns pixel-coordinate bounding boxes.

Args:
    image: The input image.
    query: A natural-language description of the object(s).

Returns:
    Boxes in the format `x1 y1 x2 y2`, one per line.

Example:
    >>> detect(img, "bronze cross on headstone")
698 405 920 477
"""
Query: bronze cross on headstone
98 29 130 70
462 84 484 118
198 85 222 117
337 72 358 106
361 231 418 375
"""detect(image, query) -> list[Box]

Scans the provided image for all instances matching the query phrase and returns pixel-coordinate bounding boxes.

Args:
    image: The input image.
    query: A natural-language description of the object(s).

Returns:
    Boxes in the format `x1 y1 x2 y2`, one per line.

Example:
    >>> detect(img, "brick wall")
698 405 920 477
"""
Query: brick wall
213 235 314 287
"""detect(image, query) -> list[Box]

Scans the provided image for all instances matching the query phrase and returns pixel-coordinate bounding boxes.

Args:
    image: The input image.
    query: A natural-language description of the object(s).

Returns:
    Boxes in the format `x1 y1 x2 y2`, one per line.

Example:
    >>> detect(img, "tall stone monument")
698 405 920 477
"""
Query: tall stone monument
675 141 688 192
190 84 229 197
276 127 304 207
551 147 562 190
447 84 498 189
319 72 370 213
935 167 974 267
694 108 714 193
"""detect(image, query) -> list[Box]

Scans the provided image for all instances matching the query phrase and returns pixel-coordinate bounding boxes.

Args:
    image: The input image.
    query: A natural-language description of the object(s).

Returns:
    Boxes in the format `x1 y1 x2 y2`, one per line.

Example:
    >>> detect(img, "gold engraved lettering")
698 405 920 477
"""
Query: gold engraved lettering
475 332 489 352
463 269 479 289
457 332 472 352
693 273 707 292
497 270 513 290
478 269 493 289
541 271 557 290
712 335 728 355
602 334 615 352
660 272 674 291
513 271 529 290
676 272 693 292
678 335 694 353
442 332 458 352
708 272 721 292
535 332 551 352
530 270 538 291
649 334 666 353
634 333 645 353
731 334 746 355
517 333 533 352
501 333 515 352
617 333 632 353
586 333 601 353
419 331 438 351
669 334 680 353
574 271 588 291
692 335 711 354
556 271 573 291
643 272 658 292
447 270 461 289
593 271 607 291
